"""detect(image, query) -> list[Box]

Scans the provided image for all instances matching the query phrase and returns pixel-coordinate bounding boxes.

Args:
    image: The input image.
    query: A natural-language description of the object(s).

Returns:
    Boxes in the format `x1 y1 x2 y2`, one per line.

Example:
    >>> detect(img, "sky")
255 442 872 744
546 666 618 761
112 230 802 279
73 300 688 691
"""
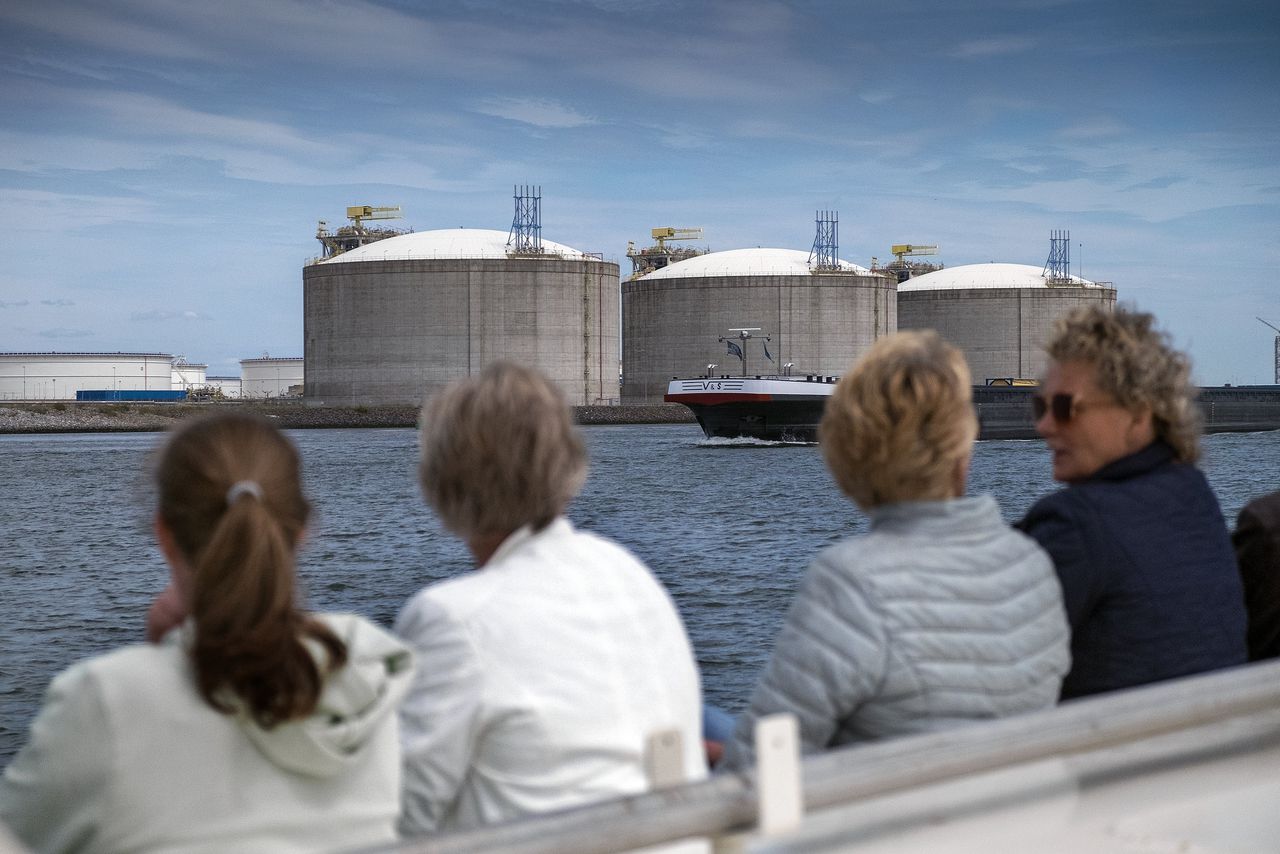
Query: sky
0 0 1277 383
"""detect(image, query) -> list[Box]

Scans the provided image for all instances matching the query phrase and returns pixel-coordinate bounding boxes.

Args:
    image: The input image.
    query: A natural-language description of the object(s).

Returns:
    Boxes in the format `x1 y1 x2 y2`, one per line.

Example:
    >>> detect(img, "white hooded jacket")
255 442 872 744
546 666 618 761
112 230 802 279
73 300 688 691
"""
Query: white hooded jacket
0 613 413 854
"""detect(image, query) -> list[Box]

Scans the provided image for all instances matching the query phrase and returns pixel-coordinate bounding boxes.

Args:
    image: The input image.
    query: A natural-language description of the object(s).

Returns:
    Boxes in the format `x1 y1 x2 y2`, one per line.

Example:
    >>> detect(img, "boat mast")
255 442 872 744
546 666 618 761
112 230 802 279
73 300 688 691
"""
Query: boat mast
719 327 771 377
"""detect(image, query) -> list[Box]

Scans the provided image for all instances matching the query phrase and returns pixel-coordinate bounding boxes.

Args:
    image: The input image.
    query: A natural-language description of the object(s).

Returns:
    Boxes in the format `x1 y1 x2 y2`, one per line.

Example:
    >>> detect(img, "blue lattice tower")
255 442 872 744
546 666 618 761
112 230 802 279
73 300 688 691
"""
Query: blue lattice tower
1044 229 1071 280
809 210 839 270
508 185 542 254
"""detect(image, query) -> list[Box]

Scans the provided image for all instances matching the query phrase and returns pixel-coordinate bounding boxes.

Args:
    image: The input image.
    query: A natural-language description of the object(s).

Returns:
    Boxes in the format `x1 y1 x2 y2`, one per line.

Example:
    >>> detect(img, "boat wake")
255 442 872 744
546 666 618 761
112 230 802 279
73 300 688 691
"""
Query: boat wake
695 436 814 448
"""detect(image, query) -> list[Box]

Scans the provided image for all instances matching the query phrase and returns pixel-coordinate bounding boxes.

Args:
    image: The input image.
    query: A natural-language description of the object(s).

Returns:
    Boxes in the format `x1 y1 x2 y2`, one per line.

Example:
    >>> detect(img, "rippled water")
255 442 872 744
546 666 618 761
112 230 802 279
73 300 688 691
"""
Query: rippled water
4 425 1280 763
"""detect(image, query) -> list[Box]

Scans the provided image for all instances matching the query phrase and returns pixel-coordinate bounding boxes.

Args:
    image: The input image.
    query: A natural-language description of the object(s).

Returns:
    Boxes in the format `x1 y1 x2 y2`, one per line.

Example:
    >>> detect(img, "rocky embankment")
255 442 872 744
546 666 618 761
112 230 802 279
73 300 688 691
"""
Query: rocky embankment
0 401 694 434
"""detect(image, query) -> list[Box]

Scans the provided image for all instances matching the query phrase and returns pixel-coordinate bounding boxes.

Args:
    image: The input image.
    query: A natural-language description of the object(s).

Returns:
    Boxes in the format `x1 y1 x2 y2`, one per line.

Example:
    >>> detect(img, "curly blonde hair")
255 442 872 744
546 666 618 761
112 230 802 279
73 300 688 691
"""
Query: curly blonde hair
418 362 588 537
820 331 977 509
1046 304 1200 463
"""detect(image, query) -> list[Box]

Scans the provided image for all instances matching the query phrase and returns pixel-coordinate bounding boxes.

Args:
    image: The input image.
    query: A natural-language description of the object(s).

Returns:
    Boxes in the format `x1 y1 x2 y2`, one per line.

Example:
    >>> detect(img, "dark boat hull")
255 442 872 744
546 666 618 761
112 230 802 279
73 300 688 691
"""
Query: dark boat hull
682 396 829 442
677 384 1280 443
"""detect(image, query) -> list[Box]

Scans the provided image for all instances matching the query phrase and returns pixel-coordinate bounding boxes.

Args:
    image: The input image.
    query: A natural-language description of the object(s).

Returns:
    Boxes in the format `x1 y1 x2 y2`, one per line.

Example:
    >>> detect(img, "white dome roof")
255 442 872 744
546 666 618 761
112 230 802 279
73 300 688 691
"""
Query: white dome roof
898 262 1098 291
320 228 586 263
641 247 872 279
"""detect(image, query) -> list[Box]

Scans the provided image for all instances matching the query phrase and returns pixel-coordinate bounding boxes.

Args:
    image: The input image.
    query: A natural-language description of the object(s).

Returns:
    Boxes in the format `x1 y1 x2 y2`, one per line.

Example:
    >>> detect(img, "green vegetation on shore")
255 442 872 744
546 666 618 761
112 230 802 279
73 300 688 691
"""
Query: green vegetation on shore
0 401 694 435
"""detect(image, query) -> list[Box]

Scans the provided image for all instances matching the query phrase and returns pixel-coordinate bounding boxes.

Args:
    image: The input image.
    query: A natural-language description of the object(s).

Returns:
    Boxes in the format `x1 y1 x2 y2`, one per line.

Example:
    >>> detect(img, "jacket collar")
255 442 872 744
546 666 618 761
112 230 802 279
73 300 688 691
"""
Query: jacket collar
1085 440 1175 483
868 494 1001 536
486 516 573 567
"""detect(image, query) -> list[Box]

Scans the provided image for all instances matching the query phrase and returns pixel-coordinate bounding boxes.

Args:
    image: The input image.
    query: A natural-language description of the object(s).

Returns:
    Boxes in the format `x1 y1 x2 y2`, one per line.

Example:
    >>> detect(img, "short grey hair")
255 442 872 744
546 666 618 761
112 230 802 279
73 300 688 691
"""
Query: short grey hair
418 362 588 537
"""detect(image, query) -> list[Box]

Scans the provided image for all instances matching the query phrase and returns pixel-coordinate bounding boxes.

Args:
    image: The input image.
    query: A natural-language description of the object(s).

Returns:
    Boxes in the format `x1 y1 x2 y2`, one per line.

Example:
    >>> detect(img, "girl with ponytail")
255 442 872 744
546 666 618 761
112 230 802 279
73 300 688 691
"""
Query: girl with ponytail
1 413 414 854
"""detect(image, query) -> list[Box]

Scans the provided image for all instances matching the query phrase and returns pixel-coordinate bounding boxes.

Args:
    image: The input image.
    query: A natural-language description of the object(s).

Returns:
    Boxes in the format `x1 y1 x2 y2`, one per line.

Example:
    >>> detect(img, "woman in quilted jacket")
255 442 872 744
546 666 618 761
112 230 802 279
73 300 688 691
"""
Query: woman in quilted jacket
721 331 1070 769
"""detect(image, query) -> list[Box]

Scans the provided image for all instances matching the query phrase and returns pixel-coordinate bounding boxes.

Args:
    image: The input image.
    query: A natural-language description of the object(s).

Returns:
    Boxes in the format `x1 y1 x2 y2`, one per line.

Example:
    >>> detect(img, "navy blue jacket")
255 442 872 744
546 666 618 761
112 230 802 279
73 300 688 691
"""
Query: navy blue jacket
1232 490 1280 660
1018 441 1247 700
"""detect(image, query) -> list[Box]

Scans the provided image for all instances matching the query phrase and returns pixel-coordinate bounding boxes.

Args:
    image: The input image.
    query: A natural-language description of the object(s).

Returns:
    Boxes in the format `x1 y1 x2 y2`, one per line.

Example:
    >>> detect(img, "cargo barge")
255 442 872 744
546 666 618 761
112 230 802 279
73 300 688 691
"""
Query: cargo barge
664 376 1280 442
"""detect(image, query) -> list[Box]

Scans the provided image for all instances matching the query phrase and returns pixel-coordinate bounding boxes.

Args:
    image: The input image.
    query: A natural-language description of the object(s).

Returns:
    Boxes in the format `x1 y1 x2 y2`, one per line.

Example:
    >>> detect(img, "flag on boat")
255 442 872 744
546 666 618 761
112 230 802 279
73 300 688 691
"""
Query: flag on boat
762 340 774 362
726 340 743 361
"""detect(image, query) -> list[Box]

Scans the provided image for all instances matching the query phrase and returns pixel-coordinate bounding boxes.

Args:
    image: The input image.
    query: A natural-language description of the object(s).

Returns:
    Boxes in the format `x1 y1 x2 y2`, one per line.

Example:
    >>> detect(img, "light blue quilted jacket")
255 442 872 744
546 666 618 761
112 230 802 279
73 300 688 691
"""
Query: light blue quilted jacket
721 494 1070 770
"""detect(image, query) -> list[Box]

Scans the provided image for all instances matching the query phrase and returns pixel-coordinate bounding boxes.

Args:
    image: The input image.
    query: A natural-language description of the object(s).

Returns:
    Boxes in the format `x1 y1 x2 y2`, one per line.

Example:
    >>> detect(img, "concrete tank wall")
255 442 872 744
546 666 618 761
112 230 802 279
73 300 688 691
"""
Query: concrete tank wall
897 285 1118 383
304 257 620 406
622 272 896 404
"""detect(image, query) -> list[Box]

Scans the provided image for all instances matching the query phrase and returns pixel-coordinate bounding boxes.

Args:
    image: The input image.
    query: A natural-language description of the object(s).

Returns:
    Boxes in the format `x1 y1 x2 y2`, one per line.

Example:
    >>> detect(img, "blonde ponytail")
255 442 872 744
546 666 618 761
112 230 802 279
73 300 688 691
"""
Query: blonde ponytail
156 413 346 727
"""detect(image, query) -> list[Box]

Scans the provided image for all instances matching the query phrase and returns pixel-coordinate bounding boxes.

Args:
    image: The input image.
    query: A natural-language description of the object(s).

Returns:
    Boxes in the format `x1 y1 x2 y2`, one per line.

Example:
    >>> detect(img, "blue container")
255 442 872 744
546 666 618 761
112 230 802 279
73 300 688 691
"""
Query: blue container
76 389 188 402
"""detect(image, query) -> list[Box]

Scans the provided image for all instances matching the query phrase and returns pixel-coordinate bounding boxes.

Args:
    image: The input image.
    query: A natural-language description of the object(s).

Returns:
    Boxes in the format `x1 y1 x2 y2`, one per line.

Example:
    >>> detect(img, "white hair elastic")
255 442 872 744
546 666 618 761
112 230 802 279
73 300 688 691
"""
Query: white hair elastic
226 480 264 505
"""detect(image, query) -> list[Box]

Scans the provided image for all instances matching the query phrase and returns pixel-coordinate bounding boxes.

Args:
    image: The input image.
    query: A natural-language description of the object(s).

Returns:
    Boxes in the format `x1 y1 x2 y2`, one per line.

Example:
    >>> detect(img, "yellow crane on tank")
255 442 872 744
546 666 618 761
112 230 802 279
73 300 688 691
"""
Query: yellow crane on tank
346 205 403 229
313 205 406 262
651 227 703 249
891 243 939 263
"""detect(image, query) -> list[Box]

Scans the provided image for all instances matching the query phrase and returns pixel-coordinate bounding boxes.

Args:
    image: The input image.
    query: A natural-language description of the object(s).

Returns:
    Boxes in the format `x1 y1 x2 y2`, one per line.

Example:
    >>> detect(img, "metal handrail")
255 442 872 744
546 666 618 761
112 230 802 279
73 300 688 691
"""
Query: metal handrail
371 659 1280 854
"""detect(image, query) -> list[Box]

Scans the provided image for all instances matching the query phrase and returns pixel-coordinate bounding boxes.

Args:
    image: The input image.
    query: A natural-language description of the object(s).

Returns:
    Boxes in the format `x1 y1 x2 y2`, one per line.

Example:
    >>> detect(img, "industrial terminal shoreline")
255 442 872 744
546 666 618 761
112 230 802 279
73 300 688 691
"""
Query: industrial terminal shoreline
0 402 695 435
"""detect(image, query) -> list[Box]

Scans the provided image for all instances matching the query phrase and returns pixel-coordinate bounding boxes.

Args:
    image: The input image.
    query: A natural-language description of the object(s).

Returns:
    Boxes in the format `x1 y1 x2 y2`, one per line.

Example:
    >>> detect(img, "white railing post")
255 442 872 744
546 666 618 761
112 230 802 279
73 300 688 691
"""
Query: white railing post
644 728 685 790
755 713 803 836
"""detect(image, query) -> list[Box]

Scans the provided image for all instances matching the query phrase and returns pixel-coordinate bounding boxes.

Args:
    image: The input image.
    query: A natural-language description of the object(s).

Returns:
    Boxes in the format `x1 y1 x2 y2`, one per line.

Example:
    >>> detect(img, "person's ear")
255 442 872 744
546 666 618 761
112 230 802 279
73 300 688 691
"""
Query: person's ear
154 514 189 582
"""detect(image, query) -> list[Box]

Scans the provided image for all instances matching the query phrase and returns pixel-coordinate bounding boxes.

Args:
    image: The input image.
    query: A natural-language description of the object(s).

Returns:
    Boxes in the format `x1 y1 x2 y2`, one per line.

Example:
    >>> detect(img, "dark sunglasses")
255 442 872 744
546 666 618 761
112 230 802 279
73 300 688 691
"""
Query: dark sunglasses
1031 393 1103 423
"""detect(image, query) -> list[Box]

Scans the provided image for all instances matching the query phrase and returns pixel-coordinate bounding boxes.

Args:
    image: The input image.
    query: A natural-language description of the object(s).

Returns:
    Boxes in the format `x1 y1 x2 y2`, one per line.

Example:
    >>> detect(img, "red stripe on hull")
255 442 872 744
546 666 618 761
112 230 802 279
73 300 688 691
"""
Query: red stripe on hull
663 393 773 405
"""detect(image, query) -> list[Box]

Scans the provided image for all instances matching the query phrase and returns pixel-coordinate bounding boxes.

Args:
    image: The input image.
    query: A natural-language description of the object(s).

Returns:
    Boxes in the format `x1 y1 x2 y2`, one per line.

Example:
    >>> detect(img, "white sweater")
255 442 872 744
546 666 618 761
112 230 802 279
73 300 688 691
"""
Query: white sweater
0 614 414 854
395 517 706 835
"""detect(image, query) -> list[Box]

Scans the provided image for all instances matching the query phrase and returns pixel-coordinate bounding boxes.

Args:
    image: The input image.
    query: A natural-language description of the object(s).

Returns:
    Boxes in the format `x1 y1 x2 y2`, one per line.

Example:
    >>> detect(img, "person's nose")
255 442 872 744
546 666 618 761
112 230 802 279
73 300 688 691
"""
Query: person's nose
1035 404 1055 439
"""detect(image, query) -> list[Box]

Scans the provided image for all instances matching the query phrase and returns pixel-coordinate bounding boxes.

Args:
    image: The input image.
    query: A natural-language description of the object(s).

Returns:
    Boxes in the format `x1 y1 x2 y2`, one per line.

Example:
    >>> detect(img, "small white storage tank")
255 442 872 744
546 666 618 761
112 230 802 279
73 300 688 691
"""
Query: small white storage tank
897 263 1117 383
240 357 303 398
206 376 243 399
170 359 208 390
0 352 175 400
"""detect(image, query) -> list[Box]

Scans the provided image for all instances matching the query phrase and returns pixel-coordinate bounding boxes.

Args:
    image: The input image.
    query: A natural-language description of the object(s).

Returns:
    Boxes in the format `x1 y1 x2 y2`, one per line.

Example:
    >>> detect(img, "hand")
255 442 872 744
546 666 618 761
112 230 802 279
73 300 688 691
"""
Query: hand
146 583 187 643
704 739 724 769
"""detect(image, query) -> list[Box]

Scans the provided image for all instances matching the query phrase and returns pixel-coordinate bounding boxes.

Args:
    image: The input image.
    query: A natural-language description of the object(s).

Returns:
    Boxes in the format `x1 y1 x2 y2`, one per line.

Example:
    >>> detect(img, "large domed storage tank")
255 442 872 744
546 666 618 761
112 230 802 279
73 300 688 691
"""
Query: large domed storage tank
897 263 1117 383
622 248 896 403
303 228 620 406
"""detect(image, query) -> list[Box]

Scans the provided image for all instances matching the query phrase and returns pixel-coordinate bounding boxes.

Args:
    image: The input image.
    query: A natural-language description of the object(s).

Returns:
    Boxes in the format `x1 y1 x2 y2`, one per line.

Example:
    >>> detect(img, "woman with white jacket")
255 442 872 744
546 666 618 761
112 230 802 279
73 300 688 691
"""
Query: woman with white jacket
397 361 705 836
0 413 414 853
721 331 1071 770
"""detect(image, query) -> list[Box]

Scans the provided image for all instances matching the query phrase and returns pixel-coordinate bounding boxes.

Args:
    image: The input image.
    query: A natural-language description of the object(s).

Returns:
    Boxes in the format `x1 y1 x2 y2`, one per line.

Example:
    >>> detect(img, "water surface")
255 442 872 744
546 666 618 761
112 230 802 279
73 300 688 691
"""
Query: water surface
4 425 1278 762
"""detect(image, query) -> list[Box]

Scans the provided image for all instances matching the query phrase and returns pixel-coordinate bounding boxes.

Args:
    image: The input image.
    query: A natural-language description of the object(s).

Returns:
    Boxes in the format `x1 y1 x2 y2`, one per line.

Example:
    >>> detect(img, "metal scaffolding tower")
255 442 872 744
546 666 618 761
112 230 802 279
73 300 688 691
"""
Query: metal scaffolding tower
809 210 839 271
1044 229 1071 281
1258 317 1280 384
508 185 542 254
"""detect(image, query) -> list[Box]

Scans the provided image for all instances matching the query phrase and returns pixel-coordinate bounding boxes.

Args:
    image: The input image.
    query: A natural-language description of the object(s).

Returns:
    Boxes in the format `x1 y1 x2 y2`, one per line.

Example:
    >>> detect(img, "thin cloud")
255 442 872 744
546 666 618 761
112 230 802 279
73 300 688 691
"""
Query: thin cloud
0 188 157 233
859 89 897 106
3 52 117 84
473 97 598 129
0 2 218 62
130 309 210 322
39 327 93 338
93 91 336 157
1059 117 1130 139
950 36 1037 59
1124 175 1188 192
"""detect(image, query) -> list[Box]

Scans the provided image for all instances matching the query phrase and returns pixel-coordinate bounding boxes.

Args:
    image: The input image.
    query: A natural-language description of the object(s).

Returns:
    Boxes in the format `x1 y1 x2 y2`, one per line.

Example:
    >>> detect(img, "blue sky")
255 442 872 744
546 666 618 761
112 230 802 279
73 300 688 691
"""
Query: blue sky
0 0 1276 382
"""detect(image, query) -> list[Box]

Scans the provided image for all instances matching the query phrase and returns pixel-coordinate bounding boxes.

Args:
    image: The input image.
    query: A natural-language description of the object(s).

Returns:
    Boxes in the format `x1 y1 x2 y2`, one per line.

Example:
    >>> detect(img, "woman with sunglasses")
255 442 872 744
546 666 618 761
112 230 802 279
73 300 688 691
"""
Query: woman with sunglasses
1018 304 1246 700
720 331 1070 770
